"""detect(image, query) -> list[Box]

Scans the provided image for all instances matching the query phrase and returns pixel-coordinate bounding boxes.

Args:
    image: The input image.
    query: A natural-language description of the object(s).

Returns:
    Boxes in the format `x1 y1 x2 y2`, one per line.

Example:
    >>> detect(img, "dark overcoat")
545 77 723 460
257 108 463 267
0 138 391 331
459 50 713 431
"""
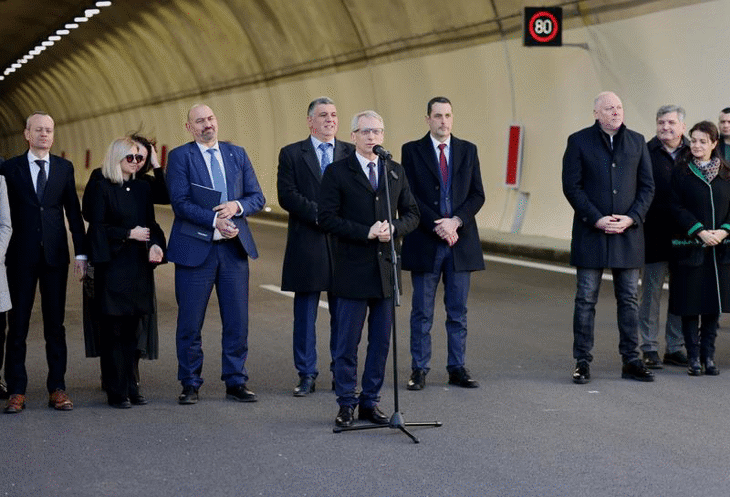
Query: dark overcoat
644 136 688 263
400 133 485 272
668 162 730 315
277 137 354 292
562 122 655 268
318 154 419 299
83 174 166 316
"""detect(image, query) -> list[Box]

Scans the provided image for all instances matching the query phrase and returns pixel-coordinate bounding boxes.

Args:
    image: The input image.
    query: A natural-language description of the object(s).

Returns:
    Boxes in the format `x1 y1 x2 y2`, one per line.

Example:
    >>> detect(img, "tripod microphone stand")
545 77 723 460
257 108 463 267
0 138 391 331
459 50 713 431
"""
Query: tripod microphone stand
333 147 442 443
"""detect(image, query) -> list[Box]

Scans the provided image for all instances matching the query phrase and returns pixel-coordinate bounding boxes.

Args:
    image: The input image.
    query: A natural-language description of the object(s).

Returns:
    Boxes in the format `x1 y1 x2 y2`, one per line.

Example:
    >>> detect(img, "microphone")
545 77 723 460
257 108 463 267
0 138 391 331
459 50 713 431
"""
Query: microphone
372 145 392 160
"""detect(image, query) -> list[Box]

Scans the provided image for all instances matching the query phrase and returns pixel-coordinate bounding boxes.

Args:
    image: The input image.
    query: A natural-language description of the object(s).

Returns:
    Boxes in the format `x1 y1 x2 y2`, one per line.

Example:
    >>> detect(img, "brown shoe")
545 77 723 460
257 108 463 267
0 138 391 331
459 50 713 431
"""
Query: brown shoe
4 394 25 414
48 389 73 411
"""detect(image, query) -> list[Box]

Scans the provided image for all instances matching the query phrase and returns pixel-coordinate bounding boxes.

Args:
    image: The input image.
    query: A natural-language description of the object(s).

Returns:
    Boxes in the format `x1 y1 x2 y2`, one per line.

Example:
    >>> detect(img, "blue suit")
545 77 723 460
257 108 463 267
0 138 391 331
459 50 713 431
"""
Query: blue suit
166 141 265 388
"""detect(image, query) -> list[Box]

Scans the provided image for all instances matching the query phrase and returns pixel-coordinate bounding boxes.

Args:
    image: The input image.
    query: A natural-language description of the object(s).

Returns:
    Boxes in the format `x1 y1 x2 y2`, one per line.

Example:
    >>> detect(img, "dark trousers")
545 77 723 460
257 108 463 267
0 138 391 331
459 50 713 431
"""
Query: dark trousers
100 315 141 402
572 267 640 364
293 291 338 378
409 244 471 372
334 297 392 409
681 314 719 361
5 258 69 395
0 311 5 378
175 241 250 389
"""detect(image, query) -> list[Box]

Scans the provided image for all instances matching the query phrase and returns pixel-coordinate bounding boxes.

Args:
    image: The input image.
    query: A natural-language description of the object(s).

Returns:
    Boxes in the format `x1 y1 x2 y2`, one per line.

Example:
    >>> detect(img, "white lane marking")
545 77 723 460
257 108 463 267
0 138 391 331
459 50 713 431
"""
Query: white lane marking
260 284 329 309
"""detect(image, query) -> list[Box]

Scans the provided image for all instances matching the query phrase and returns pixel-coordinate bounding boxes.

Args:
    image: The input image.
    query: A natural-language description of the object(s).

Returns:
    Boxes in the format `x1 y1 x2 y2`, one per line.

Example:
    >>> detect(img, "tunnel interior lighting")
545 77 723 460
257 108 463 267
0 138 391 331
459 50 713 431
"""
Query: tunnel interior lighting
65 23 79 29
74 17 89 23
56 29 70 35
48 35 61 41
96 1 113 7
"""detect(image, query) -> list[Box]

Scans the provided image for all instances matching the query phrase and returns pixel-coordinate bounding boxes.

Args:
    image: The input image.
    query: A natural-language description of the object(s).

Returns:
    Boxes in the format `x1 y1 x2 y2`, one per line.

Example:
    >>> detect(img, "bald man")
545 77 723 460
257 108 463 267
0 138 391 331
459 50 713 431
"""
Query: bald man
166 104 265 405
562 92 655 384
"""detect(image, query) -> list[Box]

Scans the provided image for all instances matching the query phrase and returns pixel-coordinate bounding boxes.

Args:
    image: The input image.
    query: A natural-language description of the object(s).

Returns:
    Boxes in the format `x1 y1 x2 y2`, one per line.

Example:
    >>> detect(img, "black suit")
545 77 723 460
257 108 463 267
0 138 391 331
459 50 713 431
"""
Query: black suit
319 153 419 408
400 133 485 373
277 136 354 379
0 152 85 395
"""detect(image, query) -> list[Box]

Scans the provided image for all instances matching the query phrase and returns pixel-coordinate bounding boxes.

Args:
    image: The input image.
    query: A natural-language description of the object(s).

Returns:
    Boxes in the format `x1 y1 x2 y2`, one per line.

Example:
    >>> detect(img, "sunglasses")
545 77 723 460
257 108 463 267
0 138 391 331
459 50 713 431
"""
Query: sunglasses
125 154 145 164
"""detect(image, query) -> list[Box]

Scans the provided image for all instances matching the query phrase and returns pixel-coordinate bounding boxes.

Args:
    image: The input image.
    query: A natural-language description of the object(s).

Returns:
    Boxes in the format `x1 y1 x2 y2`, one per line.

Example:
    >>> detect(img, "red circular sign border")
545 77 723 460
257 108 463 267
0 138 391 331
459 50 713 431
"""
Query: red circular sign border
528 11 559 43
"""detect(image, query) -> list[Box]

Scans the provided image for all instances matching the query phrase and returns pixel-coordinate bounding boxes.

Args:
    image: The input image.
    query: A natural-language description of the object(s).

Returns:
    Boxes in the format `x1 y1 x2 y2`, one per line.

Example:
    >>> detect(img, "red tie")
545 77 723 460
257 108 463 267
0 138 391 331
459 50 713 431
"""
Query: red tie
438 143 448 185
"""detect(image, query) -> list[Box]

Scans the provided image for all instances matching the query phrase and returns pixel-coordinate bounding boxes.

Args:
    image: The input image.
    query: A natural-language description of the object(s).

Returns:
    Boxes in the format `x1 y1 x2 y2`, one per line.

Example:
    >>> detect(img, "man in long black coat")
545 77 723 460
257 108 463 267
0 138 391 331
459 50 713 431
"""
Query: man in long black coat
318 110 419 428
277 97 354 396
562 92 655 384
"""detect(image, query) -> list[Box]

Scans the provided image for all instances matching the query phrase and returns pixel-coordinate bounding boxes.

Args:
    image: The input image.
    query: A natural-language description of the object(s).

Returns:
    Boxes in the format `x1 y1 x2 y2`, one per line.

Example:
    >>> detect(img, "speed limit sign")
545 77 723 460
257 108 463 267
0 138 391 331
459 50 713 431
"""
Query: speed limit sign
524 7 562 46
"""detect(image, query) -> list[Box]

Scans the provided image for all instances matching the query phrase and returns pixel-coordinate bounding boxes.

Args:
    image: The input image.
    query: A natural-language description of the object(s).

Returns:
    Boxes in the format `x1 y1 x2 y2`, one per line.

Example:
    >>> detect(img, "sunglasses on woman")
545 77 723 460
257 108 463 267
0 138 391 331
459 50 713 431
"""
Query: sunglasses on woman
125 154 145 164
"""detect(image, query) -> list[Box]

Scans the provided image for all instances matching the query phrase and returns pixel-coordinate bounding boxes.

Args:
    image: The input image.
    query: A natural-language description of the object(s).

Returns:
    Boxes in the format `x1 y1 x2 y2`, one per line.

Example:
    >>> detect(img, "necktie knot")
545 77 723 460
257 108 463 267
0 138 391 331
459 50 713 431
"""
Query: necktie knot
438 143 446 151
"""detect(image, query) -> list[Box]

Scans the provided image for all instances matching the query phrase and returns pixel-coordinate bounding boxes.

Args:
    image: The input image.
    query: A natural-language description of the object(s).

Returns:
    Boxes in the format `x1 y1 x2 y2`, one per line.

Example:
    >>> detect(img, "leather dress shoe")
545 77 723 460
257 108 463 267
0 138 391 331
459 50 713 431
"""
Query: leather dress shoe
663 350 689 366
178 385 199 405
293 376 316 397
642 351 663 370
226 384 258 402
687 358 702 376
48 389 73 411
448 367 479 388
335 405 354 427
621 360 655 382
129 393 148 405
572 361 590 384
704 358 720 376
108 397 132 409
358 405 389 425
0 379 8 400
407 369 426 390
4 394 25 414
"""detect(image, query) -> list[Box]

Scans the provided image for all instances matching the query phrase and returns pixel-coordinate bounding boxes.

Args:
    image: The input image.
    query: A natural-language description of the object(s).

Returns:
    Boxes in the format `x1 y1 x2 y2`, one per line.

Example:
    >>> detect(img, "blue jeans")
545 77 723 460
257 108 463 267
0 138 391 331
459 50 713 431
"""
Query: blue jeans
573 268 640 364
638 262 684 353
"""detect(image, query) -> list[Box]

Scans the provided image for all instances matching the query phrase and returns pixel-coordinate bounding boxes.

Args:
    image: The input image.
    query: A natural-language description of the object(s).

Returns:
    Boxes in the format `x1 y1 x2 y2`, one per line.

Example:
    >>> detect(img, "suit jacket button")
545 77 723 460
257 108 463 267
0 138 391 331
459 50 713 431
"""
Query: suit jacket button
613 190 618 194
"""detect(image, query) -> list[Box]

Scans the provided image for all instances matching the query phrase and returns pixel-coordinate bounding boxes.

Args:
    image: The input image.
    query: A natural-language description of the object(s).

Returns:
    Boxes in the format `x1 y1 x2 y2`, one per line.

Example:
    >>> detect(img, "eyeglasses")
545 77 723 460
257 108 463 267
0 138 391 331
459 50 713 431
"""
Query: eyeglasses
354 128 384 136
124 154 144 164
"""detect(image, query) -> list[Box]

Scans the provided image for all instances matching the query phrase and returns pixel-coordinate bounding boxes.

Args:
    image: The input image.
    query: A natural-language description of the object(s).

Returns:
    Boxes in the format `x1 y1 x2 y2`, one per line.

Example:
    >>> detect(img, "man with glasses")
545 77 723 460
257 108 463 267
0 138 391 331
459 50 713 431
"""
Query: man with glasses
318 110 419 428
400 96 485 391
277 97 354 397
166 104 265 405
1 112 86 414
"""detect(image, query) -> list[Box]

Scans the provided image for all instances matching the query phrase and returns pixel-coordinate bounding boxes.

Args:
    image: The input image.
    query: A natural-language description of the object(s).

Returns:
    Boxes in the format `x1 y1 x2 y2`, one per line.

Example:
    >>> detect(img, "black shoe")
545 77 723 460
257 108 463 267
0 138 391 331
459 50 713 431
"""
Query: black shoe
572 361 591 384
335 405 354 427
0 379 8 400
293 376 316 397
178 385 199 405
663 351 689 366
704 358 720 376
642 351 663 370
226 384 258 402
687 358 702 376
358 405 389 425
448 367 479 388
621 360 655 382
129 393 148 405
407 369 426 390
108 397 132 409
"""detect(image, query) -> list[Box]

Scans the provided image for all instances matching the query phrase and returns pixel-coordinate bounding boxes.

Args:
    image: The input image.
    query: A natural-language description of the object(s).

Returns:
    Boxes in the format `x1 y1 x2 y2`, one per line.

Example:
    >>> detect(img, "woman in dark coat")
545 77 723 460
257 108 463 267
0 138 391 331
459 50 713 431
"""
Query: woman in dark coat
669 121 730 376
83 138 166 407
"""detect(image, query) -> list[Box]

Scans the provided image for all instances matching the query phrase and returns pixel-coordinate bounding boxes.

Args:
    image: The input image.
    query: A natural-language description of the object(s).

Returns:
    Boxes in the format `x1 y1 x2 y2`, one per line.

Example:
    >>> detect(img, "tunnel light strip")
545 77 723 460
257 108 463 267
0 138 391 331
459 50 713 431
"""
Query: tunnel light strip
1 2 113 82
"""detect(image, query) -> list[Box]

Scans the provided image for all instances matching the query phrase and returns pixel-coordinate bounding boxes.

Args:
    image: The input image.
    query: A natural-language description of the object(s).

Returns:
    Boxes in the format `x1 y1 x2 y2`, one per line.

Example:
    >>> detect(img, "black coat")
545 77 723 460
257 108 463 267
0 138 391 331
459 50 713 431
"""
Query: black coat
0 152 85 267
318 154 419 299
400 134 485 272
644 136 688 263
83 172 166 316
668 163 730 315
562 122 655 268
277 137 354 292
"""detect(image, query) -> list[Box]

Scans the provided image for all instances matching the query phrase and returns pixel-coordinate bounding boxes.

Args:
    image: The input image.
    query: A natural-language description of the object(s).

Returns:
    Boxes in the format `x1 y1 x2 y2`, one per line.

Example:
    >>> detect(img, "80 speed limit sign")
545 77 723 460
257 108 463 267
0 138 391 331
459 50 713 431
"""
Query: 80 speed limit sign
524 7 562 46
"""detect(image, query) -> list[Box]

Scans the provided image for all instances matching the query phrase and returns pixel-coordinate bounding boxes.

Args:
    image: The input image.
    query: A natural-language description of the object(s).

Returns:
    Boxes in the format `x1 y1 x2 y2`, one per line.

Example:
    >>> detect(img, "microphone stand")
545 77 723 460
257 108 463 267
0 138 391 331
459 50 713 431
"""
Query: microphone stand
333 151 442 443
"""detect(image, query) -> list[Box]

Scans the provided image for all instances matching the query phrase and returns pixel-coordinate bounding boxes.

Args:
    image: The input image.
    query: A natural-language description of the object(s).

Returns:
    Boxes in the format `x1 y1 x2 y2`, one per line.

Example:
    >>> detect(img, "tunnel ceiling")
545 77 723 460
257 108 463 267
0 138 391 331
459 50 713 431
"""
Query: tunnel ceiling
0 0 699 134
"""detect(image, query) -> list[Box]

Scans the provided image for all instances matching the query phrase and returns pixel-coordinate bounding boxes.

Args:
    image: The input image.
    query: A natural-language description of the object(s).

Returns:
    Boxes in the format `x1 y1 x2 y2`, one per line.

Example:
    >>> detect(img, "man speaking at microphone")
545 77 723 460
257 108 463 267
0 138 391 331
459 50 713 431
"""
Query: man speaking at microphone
318 110 419 428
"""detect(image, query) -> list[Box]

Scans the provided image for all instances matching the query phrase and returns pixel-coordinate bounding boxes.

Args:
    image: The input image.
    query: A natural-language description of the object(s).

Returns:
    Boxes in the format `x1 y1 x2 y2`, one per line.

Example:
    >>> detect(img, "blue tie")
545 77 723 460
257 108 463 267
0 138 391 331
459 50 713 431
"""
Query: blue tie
319 142 332 175
368 162 378 190
207 148 227 203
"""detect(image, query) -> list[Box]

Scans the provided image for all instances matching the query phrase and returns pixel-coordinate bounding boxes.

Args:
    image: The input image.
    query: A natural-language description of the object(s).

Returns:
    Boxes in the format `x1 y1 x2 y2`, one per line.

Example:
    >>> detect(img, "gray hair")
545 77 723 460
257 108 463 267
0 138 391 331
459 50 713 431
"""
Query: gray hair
25 111 52 129
350 110 384 132
307 97 336 117
656 105 685 122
